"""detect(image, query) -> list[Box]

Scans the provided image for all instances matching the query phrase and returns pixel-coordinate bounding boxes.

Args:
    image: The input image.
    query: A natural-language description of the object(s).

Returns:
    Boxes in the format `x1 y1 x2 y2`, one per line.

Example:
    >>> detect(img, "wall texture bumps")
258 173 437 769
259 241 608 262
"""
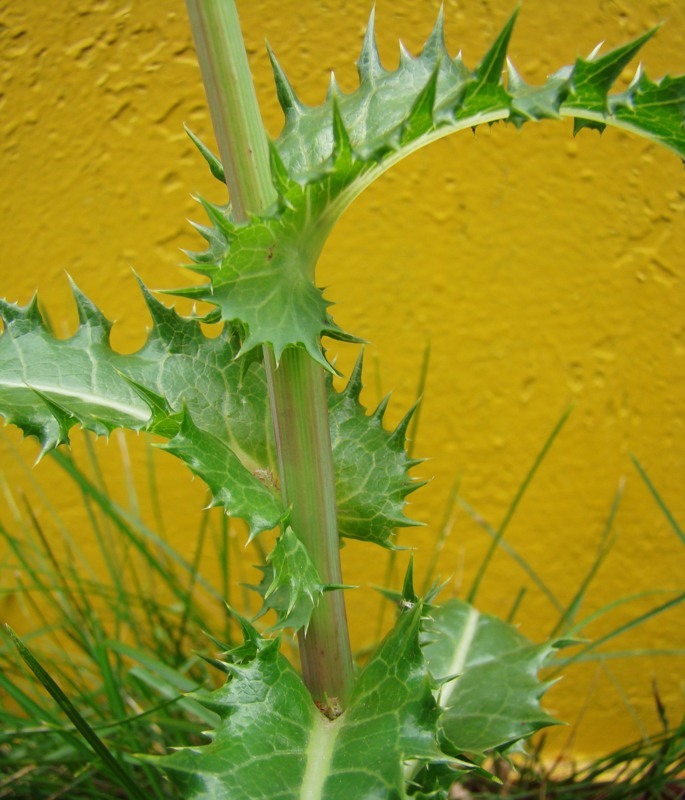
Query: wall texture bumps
1 0 683 757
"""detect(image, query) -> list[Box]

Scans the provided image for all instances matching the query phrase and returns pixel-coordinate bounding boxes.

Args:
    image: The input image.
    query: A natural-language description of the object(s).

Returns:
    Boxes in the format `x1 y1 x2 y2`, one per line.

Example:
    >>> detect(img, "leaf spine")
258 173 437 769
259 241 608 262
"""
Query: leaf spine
474 8 518 88
68 278 112 339
326 70 342 101
388 399 420 449
344 349 365 402
372 393 391 422
266 42 304 117
0 294 43 329
357 6 384 84
421 3 448 63
199 197 236 240
398 40 413 67
184 124 226 183
331 97 353 166
187 219 220 245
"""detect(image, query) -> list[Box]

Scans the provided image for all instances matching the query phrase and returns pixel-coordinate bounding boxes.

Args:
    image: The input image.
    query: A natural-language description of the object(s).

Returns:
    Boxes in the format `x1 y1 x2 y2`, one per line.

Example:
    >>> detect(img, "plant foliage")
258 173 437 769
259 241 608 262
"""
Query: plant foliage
1 5 684 799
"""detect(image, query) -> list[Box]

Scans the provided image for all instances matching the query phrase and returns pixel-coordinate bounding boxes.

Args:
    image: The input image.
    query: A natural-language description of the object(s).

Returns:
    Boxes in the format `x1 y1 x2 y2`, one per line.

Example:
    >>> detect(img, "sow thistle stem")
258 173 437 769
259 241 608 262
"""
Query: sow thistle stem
264 348 355 705
185 0 354 706
3 2 683 796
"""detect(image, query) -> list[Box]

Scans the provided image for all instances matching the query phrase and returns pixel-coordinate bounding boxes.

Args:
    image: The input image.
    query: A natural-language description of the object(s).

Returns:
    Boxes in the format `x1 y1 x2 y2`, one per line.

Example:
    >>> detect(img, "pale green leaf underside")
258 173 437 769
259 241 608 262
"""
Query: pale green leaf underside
0 287 419 547
155 604 441 800
423 599 563 755
183 10 684 366
156 593 563 797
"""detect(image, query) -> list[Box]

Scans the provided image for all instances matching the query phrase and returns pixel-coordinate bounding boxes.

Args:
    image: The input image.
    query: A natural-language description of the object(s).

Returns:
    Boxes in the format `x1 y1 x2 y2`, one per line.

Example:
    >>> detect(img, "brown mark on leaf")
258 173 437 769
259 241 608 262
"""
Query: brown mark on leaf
253 468 280 491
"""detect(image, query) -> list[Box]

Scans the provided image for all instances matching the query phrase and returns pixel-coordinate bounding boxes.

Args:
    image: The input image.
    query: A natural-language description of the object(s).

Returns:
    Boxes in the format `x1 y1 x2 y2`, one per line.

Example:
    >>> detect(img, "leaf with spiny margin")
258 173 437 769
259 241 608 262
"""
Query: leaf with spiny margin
408 763 473 799
0 291 149 450
251 526 336 632
154 603 444 800
605 70 685 154
0 286 423 546
567 29 657 113
423 599 564 756
0 284 283 538
175 200 359 370
508 63 569 127
159 411 284 539
183 12 684 366
328 351 424 548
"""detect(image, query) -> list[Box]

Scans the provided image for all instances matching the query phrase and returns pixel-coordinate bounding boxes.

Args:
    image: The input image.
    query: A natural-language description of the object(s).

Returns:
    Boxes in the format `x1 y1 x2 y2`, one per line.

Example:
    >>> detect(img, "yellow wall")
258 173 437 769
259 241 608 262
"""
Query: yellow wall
1 0 684 759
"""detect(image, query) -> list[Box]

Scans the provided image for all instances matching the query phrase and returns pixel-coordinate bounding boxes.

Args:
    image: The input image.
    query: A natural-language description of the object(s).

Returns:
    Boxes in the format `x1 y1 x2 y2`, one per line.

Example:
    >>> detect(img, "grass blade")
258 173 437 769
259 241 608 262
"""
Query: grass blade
631 454 685 546
549 592 685 677
467 407 572 604
458 496 563 613
4 625 150 800
549 480 624 638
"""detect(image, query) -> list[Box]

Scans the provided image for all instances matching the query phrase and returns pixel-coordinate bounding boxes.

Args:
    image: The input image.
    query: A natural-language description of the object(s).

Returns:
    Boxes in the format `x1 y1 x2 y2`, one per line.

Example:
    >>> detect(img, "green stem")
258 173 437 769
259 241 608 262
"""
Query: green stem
185 0 274 217
264 348 354 704
185 0 354 706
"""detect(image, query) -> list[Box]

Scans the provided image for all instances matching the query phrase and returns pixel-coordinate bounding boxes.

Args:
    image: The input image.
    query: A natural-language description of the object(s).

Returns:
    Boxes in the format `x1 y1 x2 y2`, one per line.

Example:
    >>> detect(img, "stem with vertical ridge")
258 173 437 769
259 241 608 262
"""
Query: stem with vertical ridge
185 0 354 707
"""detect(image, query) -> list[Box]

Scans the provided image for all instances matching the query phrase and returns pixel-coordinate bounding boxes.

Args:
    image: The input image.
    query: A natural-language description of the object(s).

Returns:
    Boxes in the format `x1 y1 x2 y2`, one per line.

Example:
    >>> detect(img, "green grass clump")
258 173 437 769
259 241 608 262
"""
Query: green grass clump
0 425 683 798
0 432 242 798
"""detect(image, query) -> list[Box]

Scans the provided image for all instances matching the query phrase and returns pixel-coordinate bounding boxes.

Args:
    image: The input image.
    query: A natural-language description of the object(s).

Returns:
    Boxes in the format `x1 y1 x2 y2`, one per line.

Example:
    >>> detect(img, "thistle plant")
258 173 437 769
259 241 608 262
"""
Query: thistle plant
1 1 683 798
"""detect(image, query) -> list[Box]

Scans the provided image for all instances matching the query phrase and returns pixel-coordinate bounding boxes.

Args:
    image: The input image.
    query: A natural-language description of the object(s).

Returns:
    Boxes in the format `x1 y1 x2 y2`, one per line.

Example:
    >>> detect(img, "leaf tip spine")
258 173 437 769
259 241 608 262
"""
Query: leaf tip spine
421 3 447 62
476 6 519 87
372 393 391 422
357 5 384 84
184 124 226 183
388 399 420 448
398 40 413 67
331 96 353 164
344 348 365 401
266 41 304 117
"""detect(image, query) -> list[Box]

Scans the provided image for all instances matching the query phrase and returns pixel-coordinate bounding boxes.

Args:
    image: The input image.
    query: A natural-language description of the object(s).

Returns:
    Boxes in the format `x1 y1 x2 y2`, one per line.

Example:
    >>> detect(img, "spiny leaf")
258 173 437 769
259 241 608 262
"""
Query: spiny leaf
423 599 565 756
0 294 149 452
329 350 424 548
178 200 359 370
508 62 569 127
0 284 280 537
185 14 683 364
159 410 286 539
155 603 444 800
569 29 657 107
251 526 335 632
606 71 685 155
0 287 424 547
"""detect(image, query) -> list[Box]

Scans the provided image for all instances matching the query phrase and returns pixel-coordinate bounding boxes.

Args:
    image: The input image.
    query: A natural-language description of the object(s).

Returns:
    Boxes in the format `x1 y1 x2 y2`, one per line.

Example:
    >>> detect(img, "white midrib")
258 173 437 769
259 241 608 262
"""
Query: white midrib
438 606 479 709
0 380 150 422
300 712 343 800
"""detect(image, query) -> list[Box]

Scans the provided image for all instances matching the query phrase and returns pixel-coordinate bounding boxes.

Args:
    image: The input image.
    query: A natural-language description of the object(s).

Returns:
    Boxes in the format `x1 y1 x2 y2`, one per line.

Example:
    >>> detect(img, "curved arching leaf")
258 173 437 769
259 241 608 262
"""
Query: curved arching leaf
180 11 684 363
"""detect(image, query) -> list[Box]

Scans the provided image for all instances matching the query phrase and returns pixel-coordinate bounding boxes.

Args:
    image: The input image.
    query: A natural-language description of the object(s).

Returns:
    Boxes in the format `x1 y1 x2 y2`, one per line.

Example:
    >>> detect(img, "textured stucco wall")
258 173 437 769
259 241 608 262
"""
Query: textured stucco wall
1 0 683 758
